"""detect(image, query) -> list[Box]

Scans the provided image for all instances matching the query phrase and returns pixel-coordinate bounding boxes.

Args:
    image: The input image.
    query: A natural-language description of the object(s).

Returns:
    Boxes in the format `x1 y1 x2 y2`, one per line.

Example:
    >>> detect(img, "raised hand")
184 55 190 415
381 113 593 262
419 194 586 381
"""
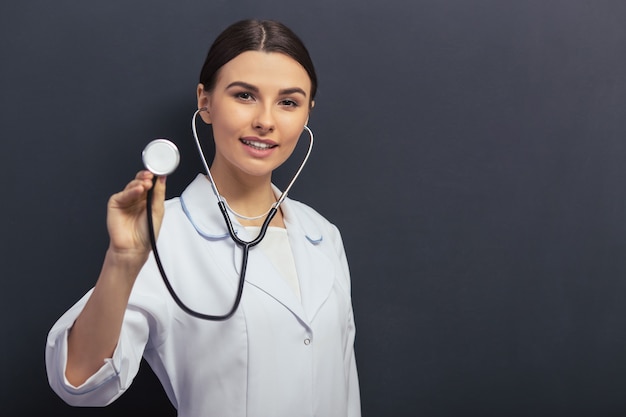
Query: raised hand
106 170 166 261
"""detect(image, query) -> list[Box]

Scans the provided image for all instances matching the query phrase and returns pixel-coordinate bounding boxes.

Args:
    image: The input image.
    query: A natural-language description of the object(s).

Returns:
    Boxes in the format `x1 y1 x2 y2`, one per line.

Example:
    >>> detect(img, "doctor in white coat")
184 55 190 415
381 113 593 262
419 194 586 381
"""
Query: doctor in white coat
45 19 361 417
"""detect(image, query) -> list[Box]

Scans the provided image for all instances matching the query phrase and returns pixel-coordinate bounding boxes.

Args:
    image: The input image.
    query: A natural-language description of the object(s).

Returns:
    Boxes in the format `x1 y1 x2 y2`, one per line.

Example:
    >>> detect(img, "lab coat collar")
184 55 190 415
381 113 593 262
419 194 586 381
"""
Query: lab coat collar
180 174 323 241
179 174 333 323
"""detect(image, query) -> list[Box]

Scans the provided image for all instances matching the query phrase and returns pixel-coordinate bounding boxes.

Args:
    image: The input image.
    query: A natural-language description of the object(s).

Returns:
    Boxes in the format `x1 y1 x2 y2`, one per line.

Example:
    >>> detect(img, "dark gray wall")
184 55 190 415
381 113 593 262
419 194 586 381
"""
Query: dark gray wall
2 1 626 416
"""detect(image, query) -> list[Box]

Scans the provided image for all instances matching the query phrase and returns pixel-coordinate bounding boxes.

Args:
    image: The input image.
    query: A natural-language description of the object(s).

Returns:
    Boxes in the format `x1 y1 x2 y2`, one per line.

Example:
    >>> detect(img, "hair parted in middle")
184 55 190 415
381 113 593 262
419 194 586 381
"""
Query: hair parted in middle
198 19 318 103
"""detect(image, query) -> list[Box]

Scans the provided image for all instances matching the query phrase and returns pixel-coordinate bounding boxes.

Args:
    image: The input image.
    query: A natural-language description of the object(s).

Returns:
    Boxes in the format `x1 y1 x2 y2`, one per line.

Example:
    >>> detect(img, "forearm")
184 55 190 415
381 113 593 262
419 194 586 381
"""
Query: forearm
65 248 147 386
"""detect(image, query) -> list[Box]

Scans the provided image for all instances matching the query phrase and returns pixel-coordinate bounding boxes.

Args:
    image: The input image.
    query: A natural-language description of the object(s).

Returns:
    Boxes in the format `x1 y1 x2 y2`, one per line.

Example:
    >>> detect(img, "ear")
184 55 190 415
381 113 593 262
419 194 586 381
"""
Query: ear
306 100 315 126
196 83 212 124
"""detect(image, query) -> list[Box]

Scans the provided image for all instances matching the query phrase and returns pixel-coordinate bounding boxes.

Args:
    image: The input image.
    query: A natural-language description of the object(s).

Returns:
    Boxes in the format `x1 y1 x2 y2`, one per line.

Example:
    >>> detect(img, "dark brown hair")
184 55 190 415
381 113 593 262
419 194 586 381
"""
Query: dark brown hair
199 19 318 101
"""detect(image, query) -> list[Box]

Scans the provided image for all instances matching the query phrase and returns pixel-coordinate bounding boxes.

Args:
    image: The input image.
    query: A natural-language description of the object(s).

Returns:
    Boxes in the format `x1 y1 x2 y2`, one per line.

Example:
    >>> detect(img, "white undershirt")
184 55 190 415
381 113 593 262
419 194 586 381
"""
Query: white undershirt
245 226 301 301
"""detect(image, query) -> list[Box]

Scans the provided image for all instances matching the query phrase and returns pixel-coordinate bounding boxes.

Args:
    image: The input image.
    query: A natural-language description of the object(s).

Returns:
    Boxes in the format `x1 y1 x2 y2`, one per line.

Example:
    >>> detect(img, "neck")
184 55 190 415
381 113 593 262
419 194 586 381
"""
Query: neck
208 161 283 227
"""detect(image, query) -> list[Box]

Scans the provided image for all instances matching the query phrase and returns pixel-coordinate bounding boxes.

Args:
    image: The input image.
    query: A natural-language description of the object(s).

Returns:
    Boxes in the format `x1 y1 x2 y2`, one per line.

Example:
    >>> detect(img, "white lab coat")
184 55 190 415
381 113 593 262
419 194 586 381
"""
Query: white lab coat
46 174 361 417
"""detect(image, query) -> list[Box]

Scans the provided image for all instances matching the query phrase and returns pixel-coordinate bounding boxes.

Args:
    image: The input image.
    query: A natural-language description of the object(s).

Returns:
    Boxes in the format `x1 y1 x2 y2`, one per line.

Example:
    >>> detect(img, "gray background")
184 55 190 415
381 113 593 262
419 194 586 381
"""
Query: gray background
2 0 626 416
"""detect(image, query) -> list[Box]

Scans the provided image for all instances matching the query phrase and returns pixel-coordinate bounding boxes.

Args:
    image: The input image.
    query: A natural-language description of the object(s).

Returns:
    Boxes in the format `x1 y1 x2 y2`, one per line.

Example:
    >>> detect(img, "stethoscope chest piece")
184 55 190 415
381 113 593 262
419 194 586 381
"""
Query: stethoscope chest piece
142 139 180 176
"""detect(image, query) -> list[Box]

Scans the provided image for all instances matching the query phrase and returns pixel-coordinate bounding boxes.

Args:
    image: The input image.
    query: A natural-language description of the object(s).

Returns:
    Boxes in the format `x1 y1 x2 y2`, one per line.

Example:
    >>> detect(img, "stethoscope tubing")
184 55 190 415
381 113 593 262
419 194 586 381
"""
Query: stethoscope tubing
147 189 277 321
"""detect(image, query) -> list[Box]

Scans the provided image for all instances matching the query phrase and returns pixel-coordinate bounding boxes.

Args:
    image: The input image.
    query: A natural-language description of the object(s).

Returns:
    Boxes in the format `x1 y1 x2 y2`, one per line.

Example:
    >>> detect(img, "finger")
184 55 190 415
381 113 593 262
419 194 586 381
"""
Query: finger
109 187 142 210
112 178 152 208
124 171 154 191
135 170 155 181
118 171 152 196
152 176 167 207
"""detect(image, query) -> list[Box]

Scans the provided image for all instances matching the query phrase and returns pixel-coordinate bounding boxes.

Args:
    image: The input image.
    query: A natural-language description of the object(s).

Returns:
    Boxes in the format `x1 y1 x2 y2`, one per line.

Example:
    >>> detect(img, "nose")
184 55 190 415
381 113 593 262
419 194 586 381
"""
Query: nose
253 103 275 133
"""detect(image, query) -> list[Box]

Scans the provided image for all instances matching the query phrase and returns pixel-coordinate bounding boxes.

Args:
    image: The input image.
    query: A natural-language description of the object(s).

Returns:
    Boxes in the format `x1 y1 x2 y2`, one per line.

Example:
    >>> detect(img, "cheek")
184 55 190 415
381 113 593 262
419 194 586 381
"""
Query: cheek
279 112 309 138
211 108 245 136
282 127 309 158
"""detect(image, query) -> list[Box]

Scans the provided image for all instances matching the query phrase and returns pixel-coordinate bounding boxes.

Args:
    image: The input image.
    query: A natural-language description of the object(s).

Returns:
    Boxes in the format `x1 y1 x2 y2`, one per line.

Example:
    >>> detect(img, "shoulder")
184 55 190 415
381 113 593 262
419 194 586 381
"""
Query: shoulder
163 196 185 221
283 196 343 244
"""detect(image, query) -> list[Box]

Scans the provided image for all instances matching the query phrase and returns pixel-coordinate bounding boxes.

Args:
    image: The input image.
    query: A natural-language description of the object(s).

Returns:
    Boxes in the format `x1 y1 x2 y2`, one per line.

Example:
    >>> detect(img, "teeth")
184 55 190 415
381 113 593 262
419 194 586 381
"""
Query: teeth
242 139 274 150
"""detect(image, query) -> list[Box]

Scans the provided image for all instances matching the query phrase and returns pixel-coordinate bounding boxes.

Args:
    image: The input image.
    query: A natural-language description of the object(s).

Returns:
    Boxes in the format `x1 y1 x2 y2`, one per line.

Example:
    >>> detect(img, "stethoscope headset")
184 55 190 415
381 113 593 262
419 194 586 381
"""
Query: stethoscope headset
141 108 313 321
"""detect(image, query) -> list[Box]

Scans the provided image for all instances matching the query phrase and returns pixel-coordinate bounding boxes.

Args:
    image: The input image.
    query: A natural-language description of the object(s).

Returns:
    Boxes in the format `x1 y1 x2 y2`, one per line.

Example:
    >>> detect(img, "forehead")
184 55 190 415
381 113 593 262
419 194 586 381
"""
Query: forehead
214 51 311 94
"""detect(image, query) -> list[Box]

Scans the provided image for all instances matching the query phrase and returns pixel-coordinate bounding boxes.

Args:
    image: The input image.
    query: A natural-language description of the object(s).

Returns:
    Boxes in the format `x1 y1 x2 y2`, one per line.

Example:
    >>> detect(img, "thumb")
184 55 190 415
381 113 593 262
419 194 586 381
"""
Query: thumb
152 175 167 207
149 176 167 237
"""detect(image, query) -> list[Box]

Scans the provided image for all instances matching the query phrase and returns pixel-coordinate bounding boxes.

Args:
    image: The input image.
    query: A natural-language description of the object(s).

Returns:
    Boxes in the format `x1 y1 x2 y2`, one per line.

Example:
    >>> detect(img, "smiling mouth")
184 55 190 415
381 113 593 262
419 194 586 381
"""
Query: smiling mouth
240 139 277 150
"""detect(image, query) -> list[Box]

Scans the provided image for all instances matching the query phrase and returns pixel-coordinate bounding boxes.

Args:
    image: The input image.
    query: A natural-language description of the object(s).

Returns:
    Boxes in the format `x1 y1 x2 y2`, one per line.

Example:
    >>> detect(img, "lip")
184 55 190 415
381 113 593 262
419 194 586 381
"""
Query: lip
240 136 278 157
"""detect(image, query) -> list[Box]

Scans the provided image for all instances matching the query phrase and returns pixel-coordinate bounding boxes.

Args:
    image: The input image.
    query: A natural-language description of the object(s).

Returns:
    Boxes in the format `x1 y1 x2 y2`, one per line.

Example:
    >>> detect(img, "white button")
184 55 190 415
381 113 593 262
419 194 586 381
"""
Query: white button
304 338 311 345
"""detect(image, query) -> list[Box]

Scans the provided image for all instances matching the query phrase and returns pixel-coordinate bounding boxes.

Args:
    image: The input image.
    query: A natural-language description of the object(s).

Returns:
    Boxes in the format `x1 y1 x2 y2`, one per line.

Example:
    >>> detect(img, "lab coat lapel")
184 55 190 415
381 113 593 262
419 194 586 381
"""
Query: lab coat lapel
281 195 335 323
241 196 335 324
240 228 307 321
288 226 335 323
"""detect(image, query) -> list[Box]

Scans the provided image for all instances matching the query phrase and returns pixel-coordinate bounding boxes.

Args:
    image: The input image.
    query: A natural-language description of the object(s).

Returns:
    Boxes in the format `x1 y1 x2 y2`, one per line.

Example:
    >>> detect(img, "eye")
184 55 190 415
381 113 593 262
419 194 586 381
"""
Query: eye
235 91 254 101
279 99 299 108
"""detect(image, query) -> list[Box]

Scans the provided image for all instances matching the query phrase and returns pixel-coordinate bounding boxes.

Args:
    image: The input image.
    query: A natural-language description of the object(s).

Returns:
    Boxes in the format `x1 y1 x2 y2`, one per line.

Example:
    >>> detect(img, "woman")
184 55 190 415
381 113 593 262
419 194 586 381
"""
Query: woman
45 19 361 417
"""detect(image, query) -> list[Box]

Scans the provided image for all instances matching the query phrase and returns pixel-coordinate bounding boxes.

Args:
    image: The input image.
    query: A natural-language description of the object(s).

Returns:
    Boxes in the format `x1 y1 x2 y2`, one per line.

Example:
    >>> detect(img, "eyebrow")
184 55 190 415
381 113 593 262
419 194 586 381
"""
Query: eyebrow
226 81 307 98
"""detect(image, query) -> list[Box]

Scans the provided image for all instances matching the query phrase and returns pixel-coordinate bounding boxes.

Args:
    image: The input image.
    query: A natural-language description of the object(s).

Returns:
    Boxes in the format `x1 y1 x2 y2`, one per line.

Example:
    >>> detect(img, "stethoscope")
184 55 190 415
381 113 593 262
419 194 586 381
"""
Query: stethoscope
141 108 314 320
